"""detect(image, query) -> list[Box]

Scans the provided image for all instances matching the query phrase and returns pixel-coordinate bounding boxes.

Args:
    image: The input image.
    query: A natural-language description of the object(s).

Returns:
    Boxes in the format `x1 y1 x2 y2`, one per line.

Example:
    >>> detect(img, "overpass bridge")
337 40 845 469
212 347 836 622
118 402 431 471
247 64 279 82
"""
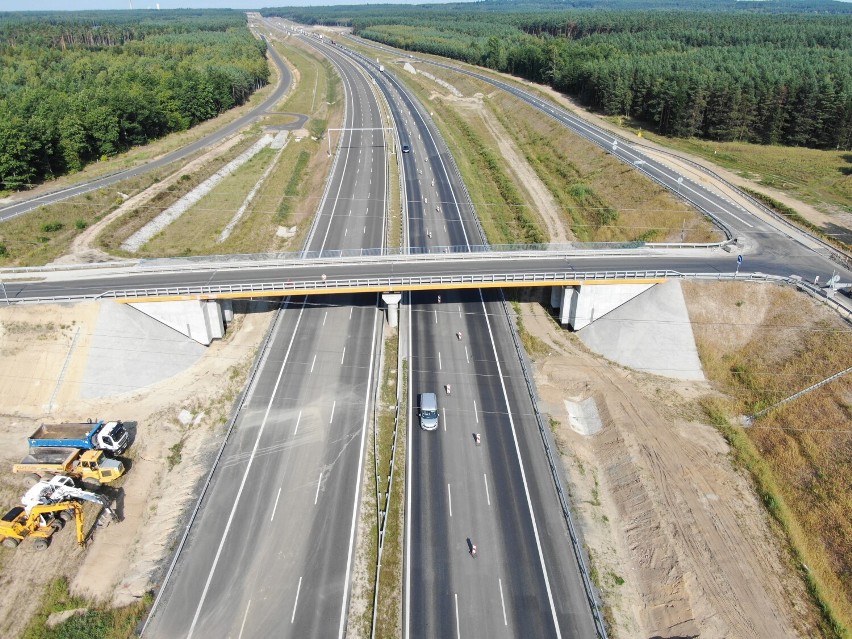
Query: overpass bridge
2 243 848 343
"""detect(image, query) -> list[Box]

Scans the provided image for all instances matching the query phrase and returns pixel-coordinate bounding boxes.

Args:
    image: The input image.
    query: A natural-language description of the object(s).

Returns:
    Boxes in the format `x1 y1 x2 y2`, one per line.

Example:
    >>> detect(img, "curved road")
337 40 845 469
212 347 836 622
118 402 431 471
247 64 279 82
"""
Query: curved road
0 23 292 222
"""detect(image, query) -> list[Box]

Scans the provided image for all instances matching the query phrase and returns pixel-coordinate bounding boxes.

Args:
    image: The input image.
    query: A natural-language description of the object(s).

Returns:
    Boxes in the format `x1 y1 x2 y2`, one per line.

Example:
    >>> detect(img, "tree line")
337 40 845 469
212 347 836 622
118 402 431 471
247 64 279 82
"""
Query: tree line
0 10 269 191
264 2 852 150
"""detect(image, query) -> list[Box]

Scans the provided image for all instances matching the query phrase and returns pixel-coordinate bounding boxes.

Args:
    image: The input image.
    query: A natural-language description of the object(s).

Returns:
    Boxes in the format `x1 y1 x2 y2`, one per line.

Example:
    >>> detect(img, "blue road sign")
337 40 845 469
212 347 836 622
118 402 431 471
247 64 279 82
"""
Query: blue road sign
737 255 743 264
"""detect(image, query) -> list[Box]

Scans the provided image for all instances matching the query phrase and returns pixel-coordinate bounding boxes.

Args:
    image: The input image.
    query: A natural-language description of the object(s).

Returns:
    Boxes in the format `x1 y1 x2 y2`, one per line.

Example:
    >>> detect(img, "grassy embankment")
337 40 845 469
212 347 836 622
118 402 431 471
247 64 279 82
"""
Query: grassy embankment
18 577 151 639
0 49 279 268
384 58 717 245
104 36 341 258
686 281 852 638
612 124 852 248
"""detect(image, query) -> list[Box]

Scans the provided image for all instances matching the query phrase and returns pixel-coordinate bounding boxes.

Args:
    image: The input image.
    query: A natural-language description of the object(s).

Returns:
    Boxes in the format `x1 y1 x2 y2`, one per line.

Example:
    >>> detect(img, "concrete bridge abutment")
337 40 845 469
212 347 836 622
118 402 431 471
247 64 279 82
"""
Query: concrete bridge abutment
551 283 656 330
128 299 229 345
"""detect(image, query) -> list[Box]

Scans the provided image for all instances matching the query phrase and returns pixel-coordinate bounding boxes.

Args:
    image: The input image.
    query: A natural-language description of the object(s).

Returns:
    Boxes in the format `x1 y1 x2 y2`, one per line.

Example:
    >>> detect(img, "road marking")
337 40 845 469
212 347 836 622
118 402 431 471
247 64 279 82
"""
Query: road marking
727 210 755 228
363 225 366 234
474 400 478 423
310 354 317 373
323 311 327 326
434 309 438 324
438 351 442 370
291 576 302 623
458 305 462 318
186 300 307 639
484 474 491 506
478 289 562 638
271 487 282 521
498 579 507 626
315 471 323 504
454 593 460 639
344 228 348 237
294 410 302 436
465 346 469 363
330 400 336 424
337 308 380 638
350 307 353 319
447 483 452 517
442 407 447 432
238 600 252 638
341 346 346 364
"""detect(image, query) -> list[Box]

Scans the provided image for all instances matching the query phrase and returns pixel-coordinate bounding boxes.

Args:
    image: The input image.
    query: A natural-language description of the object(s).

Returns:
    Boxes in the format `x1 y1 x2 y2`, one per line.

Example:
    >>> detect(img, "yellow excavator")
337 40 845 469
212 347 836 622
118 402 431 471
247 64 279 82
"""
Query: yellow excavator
0 501 84 550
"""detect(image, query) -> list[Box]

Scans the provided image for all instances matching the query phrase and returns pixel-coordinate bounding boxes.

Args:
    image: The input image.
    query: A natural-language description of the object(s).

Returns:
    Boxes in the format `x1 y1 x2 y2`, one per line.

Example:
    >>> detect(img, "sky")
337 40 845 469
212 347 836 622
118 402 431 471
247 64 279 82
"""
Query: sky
0 0 455 9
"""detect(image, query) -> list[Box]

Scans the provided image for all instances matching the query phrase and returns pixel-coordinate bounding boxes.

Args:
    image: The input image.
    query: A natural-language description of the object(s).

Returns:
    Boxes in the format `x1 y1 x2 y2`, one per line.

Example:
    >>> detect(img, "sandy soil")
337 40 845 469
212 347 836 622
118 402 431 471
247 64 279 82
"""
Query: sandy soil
0 303 273 637
520 301 813 638
429 85 574 244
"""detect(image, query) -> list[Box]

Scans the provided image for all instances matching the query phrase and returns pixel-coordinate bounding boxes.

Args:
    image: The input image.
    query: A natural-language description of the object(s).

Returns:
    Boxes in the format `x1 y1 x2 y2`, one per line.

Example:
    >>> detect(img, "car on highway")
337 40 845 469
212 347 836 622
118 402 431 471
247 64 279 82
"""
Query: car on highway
401 144 411 153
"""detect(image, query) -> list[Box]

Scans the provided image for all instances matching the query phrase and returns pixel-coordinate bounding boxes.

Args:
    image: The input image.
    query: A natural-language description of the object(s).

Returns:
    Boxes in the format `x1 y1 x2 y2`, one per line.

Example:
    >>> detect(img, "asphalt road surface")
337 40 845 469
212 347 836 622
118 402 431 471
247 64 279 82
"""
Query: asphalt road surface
143 29 389 639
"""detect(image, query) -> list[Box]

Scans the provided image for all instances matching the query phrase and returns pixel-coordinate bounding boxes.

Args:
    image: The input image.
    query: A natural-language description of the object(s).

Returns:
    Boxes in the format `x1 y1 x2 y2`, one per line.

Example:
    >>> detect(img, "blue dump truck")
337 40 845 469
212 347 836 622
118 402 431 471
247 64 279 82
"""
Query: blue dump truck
27 420 129 455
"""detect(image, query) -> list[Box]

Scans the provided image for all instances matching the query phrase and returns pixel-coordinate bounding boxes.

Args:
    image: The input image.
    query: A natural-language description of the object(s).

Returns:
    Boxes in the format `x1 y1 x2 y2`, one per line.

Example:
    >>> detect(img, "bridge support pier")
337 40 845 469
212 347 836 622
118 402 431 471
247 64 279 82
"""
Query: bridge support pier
551 283 656 330
382 293 402 328
128 299 226 345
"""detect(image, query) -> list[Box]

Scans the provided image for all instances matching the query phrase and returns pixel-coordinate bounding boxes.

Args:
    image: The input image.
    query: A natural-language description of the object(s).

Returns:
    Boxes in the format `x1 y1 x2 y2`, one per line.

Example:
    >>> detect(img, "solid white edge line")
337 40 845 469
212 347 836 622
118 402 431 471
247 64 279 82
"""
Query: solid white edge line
484 473 490 506
443 406 447 432
238 600 251 639
438 351 442 370
405 292 413 639
474 400 478 423
499 578 507 626
478 289 563 638
294 410 302 436
291 576 302 623
186 301 307 639
329 400 336 424
310 354 317 374
448 483 452 517
336 307 381 638
465 345 469 363
341 346 346 364
455 593 460 639
315 471 323 505
271 487 282 522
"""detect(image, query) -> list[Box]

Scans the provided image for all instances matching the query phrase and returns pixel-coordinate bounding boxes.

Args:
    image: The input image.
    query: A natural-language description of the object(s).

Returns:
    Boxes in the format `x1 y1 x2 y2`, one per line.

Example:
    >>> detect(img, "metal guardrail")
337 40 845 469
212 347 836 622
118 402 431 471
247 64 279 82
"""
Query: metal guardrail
498 290 609 637
3 269 677 304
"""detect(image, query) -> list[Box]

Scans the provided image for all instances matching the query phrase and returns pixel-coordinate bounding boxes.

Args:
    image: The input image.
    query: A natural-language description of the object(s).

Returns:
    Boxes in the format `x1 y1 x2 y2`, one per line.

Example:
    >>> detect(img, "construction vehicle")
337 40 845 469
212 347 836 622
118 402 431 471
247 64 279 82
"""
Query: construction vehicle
12 448 125 486
28 419 129 454
21 475 119 524
0 501 83 550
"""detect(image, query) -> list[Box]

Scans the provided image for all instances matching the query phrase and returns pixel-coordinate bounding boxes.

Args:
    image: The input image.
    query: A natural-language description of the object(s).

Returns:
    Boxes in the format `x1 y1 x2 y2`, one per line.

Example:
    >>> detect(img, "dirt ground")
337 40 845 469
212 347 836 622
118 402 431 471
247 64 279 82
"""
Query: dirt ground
520 298 814 638
0 303 274 638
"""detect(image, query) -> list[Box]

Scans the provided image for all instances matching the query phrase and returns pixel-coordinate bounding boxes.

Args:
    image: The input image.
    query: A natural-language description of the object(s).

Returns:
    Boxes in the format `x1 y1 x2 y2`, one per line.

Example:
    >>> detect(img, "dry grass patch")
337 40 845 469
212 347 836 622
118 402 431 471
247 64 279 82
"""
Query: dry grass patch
96 134 262 256
620 128 852 217
141 146 279 256
0 165 182 267
685 280 852 636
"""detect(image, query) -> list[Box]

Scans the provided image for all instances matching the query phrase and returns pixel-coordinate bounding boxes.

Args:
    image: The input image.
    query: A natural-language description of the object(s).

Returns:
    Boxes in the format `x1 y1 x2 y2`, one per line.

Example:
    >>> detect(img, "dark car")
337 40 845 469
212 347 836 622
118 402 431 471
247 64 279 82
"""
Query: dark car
401 144 411 153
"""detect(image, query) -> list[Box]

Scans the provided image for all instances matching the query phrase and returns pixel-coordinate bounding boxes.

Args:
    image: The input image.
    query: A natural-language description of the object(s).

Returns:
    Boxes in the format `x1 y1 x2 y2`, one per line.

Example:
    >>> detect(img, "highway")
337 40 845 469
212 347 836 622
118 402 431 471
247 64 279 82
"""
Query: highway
143 29 389 638
306 32 602 637
0 19 291 223
2 18 850 639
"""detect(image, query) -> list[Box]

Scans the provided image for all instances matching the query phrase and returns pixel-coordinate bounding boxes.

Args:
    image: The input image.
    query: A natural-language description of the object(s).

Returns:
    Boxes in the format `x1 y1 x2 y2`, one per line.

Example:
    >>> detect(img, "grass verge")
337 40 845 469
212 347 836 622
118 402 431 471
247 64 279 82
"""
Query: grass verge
20 577 151 639
614 126 852 219
686 281 852 637
374 330 405 639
